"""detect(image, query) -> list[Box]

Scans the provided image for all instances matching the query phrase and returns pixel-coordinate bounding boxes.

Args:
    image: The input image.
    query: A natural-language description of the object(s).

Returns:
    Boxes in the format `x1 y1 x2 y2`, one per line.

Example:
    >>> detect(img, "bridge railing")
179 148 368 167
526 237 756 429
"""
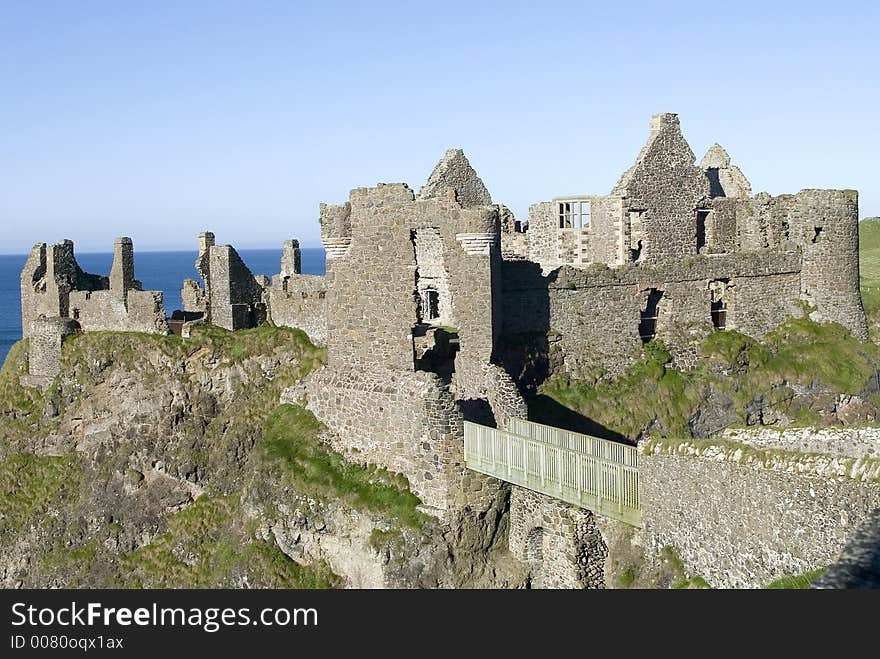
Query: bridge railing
464 419 641 527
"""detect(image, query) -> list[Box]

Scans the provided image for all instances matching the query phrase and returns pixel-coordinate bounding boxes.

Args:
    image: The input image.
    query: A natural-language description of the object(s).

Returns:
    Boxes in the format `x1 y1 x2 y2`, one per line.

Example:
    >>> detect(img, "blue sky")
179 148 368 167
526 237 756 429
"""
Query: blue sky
1 0 878 253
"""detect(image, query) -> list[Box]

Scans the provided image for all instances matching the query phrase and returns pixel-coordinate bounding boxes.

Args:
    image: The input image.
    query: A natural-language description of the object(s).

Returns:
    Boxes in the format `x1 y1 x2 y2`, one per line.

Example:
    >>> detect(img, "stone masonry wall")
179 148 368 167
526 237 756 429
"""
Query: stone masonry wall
508 486 607 588
268 274 327 345
790 189 867 340
525 195 625 271
639 443 880 588
23 316 80 386
501 251 803 377
525 202 558 273
413 227 454 326
20 241 108 338
69 289 167 334
307 152 517 519
324 182 499 373
612 113 710 264
205 244 266 331
290 366 499 515
65 236 168 334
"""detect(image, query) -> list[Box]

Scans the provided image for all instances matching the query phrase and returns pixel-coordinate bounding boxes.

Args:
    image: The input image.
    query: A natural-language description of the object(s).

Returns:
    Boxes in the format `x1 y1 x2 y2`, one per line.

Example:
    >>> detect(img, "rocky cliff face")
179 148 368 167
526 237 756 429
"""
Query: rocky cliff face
0 327 527 588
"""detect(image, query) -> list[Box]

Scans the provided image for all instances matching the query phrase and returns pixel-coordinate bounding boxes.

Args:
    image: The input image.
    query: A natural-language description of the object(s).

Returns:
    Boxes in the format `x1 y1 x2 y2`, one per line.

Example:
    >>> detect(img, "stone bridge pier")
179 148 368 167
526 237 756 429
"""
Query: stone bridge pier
509 486 608 588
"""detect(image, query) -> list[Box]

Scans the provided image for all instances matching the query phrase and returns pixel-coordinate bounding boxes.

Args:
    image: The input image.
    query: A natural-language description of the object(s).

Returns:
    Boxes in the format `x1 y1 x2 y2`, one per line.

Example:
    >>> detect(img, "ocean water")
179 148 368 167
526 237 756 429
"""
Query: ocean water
0 248 326 366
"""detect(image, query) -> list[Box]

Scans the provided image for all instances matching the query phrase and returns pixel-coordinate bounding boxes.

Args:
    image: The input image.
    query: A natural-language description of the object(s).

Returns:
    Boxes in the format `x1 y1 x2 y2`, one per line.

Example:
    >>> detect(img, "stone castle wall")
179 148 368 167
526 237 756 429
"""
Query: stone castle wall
289 367 499 515
639 441 880 588
501 251 804 377
20 240 108 337
19 238 168 383
69 289 167 334
20 316 80 389
268 273 327 345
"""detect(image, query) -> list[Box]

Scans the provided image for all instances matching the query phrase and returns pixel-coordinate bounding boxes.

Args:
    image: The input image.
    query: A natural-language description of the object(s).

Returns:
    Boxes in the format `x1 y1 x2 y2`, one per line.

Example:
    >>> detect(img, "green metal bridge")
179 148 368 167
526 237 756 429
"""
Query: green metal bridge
464 418 641 527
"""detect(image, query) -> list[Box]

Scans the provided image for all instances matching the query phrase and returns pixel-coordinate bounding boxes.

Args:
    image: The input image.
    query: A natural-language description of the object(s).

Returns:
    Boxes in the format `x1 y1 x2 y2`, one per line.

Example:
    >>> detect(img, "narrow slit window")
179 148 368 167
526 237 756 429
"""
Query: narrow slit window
696 210 710 252
639 289 664 343
425 289 440 320
711 299 727 329
709 279 730 330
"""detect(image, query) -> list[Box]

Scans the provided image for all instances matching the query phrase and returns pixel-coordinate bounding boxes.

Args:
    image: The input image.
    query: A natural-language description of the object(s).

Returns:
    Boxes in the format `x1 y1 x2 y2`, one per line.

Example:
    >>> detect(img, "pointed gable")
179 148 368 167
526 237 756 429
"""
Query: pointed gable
418 149 492 208
700 143 752 198
611 113 711 263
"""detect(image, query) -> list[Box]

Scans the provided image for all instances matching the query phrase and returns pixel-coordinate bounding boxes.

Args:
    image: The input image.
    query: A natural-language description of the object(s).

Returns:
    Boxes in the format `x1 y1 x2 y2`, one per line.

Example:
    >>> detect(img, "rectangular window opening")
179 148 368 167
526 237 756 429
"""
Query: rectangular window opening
696 210 710 252
639 289 664 343
557 199 591 229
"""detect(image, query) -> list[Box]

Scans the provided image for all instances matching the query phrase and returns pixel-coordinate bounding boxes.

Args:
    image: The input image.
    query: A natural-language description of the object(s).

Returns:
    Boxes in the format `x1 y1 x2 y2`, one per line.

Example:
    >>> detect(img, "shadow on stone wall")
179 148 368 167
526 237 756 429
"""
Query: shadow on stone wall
498 260 552 395
813 508 880 589
458 398 497 427
528 394 630 444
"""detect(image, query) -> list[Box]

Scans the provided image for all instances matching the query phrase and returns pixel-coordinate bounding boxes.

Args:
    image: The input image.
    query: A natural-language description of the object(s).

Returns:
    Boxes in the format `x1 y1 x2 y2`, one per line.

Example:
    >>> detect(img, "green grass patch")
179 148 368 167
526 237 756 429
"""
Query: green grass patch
859 219 880 337
0 340 51 443
764 568 825 589
122 495 339 588
262 404 426 529
615 566 639 589
661 546 712 589
0 453 82 536
539 340 702 439
537 316 879 440
62 324 325 377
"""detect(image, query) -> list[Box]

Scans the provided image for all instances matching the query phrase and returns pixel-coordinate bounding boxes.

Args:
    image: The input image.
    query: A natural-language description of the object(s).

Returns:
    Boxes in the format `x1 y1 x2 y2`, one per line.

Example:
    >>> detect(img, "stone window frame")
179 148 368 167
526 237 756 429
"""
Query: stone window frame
554 198 592 230
696 208 713 253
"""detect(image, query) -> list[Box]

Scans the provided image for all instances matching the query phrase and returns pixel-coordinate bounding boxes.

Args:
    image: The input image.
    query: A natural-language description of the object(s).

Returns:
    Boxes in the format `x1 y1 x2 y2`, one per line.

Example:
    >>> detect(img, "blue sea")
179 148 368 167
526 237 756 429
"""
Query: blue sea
0 248 326 366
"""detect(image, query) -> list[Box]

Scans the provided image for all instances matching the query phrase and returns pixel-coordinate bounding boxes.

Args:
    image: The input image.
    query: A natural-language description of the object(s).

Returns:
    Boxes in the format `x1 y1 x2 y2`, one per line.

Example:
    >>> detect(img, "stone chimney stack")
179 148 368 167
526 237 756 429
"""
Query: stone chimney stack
198 231 216 257
281 239 301 277
110 237 134 297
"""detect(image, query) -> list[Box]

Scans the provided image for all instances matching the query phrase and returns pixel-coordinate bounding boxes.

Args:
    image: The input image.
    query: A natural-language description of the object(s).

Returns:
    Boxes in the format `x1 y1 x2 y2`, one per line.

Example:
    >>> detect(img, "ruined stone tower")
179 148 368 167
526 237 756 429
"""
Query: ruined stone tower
294 149 526 516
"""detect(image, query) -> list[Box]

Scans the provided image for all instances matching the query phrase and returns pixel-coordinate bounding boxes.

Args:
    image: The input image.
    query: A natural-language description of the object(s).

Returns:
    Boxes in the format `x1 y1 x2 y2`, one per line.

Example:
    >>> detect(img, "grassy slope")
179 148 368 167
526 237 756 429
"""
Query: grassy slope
859 218 880 336
764 568 825 589
538 317 879 441
261 404 425 529
0 324 425 588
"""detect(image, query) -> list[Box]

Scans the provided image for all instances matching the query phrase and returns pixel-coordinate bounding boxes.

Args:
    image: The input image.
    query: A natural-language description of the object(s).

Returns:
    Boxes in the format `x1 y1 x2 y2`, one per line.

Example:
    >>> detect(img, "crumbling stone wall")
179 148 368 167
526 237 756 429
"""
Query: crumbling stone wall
418 148 492 207
265 239 328 344
412 227 454 326
701 143 751 199
268 275 327 345
639 440 880 588
20 240 108 337
20 316 80 390
791 189 867 340
68 238 168 334
301 150 524 517
508 486 608 588
612 113 710 263
322 179 500 374
511 114 866 355
21 238 167 339
289 367 499 514
502 251 804 377
525 195 627 272
181 232 267 330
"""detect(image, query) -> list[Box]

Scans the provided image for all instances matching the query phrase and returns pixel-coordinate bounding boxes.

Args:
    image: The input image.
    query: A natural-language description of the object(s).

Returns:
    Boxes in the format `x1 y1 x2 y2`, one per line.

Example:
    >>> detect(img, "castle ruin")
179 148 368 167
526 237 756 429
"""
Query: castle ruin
18 112 874 587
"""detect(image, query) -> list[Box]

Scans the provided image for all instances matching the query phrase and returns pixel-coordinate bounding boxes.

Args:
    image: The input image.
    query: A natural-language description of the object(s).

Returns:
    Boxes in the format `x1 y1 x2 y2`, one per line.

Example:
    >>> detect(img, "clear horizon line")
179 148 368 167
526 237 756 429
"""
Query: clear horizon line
0 244 326 257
